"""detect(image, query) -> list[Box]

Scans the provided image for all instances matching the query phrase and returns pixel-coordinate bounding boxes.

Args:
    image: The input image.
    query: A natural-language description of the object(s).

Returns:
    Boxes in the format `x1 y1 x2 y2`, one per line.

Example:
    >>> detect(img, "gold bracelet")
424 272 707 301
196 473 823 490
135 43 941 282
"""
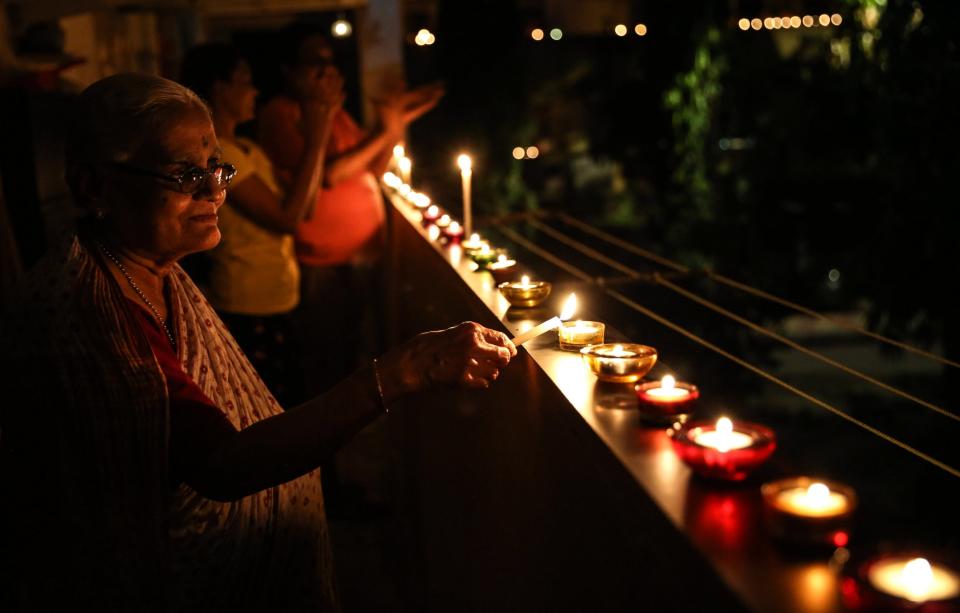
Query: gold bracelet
372 357 387 414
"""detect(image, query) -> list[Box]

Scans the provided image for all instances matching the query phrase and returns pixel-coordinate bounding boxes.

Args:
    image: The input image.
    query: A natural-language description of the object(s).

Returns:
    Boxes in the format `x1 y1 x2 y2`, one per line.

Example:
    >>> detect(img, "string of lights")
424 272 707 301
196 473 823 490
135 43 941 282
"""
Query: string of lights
738 14 842 31
494 223 960 480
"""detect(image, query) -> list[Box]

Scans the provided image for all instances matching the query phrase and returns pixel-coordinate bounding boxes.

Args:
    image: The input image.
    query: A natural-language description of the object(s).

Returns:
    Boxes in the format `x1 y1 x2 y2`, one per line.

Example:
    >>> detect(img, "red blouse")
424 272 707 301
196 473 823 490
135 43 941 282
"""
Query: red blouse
128 300 237 484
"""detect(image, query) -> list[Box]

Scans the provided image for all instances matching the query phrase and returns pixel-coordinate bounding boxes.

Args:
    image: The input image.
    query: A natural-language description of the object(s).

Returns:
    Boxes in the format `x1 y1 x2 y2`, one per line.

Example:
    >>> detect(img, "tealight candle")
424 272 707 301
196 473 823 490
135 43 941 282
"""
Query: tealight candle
461 233 486 253
469 245 505 268
411 192 431 210
841 552 960 611
635 375 700 424
436 214 451 229
669 417 776 481
443 220 464 244
498 276 552 308
487 255 518 283
557 320 604 351
871 558 960 603
581 343 657 383
398 184 411 198
761 477 856 548
422 205 440 224
382 172 402 189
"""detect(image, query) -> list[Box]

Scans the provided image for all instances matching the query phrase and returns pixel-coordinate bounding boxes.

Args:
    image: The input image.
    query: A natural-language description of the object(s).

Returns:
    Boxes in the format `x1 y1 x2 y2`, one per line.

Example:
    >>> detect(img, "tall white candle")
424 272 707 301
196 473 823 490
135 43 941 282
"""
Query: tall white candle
458 154 473 238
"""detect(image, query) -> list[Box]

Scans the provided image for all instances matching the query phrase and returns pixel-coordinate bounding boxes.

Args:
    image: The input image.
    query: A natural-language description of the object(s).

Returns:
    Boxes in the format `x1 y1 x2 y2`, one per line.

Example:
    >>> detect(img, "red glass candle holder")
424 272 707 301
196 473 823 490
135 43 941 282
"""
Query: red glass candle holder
635 379 699 425
442 222 464 245
421 205 441 225
668 419 776 481
761 477 856 550
839 548 960 612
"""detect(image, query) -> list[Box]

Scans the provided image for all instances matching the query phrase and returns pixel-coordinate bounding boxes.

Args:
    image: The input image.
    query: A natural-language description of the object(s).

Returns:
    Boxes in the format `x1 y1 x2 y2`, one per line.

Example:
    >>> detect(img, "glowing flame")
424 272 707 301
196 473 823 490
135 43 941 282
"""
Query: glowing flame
399 157 412 173
457 154 472 172
448 221 461 232
521 275 530 285
413 193 431 208
716 417 733 435
496 254 507 262
559 293 577 321
426 205 439 217
902 558 934 601
807 483 830 504
393 144 405 159
469 233 480 242
661 374 676 390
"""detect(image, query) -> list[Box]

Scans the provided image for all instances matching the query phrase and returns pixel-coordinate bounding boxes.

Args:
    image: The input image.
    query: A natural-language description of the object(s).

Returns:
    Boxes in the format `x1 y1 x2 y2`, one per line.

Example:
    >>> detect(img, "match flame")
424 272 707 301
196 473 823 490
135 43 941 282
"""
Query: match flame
457 153 472 172
559 293 577 321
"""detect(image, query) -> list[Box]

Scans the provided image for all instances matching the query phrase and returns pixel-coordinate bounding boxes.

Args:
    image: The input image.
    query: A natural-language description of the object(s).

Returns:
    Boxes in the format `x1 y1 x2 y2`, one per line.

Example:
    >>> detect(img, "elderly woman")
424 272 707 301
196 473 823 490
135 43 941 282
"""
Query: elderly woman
0 73 515 611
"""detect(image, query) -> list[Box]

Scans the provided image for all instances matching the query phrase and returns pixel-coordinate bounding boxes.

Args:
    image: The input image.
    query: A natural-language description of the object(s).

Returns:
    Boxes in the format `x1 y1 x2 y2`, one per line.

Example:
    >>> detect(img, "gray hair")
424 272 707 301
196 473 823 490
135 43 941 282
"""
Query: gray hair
65 73 210 203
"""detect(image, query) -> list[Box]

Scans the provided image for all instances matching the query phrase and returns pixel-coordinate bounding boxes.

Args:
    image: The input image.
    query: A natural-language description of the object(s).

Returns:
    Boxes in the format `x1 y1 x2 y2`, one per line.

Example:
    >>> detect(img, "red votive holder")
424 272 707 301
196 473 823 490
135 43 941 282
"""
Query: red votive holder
635 375 699 425
668 417 775 481
443 221 464 245
421 204 441 225
761 477 856 550
839 548 960 612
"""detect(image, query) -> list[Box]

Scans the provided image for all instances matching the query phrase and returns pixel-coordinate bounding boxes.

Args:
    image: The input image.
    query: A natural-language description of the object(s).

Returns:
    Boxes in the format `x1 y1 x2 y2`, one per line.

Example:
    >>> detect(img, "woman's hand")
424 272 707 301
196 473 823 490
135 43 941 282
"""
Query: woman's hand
378 322 517 401
301 67 345 139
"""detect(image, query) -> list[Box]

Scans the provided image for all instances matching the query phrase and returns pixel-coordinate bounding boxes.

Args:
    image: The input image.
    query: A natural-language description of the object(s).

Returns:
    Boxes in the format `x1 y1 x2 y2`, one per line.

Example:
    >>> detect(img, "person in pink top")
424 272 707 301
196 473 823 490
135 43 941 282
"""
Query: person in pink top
259 24 443 396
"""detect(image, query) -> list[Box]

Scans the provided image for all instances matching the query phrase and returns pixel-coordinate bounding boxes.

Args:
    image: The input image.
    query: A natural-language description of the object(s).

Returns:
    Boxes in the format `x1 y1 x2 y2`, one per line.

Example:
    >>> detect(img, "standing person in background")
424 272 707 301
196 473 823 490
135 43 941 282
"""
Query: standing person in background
180 43 343 406
259 23 443 397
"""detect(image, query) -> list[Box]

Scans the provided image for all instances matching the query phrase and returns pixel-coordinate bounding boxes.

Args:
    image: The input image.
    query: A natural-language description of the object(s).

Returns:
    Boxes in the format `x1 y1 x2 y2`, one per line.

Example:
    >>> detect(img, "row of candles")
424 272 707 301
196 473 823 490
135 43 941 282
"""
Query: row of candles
381 156 958 611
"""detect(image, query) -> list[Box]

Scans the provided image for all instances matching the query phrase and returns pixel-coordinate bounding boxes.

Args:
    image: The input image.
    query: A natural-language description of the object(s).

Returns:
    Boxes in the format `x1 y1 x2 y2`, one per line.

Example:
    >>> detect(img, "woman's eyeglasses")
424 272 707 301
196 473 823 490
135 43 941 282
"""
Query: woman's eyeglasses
112 162 237 195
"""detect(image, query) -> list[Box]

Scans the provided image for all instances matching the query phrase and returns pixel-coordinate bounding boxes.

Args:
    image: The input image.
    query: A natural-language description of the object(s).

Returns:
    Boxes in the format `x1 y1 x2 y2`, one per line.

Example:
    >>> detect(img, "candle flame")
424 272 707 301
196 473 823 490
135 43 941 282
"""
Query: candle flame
716 417 733 435
426 205 439 217
521 275 530 285
457 153 472 172
439 214 451 224
497 254 507 262
393 144 405 159
807 482 830 504
469 233 480 242
399 157 412 172
613 344 623 353
412 193 430 208
902 558 934 601
661 374 676 390
448 221 461 232
559 293 577 321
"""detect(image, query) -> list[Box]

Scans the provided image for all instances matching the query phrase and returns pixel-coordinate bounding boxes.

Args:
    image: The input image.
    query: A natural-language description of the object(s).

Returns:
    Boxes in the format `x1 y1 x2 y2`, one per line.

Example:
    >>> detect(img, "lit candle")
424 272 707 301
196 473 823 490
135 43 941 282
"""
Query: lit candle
773 482 849 518
382 172 402 189
422 204 440 224
762 477 857 547
669 417 776 481
869 557 960 603
393 143 405 164
635 375 699 425
557 319 605 350
399 156 412 185
461 230 490 254
398 184 411 198
581 343 657 383
443 220 464 244
498 276 552 308
646 375 689 400
411 192 430 209
692 417 754 452
458 154 473 238
436 214 451 229
512 293 577 345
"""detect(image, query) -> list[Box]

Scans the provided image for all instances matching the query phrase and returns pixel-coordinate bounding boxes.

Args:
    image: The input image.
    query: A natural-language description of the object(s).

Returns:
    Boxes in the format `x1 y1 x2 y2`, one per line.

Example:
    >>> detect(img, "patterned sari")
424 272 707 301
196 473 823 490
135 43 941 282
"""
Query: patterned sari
1 233 337 611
